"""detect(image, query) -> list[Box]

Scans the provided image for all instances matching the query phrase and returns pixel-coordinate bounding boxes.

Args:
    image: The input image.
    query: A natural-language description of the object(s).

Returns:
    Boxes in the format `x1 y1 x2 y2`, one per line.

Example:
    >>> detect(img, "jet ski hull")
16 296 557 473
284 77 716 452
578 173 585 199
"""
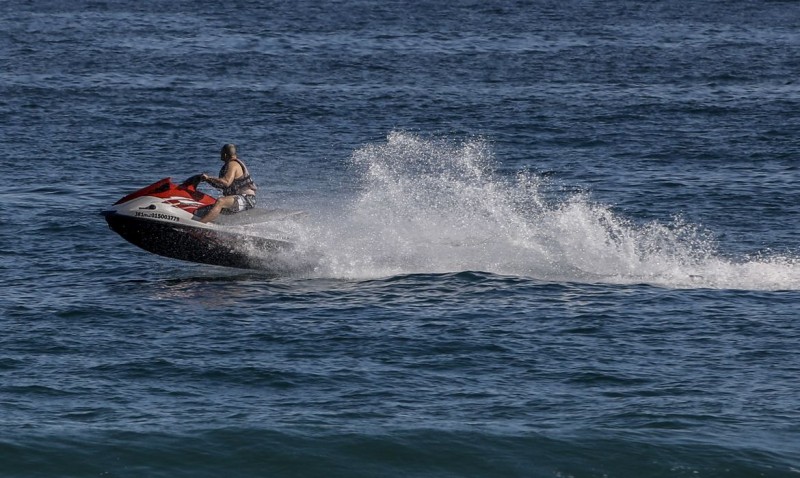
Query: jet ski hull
104 213 289 269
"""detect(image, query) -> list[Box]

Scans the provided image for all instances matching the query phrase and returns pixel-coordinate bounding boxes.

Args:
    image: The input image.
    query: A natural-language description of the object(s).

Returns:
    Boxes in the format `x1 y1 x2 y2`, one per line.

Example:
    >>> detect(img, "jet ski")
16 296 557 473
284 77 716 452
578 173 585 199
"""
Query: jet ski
102 176 297 269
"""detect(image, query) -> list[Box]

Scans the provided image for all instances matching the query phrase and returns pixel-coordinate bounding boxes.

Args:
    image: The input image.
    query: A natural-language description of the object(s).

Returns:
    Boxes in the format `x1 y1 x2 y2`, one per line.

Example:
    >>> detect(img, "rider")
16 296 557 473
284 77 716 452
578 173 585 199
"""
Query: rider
197 143 258 223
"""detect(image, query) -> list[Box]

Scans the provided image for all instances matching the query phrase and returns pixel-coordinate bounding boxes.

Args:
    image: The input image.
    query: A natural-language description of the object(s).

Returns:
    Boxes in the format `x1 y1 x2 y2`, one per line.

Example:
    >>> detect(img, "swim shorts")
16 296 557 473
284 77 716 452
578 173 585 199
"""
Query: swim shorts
228 194 256 213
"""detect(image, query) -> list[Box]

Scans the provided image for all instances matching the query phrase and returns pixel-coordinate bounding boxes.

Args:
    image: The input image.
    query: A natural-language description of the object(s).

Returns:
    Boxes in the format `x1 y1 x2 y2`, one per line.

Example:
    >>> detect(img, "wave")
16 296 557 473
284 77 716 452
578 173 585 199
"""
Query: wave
250 131 800 290
2 427 795 477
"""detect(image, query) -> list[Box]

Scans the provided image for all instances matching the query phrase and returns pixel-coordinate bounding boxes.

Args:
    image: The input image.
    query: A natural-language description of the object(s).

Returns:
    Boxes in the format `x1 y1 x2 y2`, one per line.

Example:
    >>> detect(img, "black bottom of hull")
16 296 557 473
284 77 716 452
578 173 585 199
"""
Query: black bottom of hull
104 213 292 269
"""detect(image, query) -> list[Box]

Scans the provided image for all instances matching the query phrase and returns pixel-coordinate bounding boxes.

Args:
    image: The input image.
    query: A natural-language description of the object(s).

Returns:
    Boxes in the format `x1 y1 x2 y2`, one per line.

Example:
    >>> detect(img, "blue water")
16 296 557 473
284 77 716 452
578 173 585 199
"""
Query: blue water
2 1 800 476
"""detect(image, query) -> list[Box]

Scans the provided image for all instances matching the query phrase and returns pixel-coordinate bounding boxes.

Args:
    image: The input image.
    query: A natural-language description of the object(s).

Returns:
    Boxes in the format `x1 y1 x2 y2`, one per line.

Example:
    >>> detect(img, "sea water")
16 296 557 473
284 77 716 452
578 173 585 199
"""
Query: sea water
1 1 799 476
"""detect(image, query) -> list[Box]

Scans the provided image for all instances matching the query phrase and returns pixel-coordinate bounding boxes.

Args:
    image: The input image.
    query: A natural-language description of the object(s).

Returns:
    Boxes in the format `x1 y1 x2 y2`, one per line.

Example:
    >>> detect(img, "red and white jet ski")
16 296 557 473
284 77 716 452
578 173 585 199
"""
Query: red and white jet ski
102 176 296 269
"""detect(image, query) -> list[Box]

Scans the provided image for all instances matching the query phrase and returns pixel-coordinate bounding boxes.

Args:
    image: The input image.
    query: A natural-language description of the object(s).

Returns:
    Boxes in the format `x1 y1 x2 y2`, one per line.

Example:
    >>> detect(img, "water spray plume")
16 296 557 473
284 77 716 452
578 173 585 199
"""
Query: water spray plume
252 132 800 290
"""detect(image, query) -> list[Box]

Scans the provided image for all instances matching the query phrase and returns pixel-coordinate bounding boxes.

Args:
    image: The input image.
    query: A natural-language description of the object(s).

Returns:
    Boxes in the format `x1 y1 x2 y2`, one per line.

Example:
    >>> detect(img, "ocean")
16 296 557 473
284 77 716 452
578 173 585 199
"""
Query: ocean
2 0 800 476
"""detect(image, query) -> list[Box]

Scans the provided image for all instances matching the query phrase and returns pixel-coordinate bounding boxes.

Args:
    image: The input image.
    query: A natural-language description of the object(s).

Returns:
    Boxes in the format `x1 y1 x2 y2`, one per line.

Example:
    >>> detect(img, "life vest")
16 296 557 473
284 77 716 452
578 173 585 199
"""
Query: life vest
219 159 257 197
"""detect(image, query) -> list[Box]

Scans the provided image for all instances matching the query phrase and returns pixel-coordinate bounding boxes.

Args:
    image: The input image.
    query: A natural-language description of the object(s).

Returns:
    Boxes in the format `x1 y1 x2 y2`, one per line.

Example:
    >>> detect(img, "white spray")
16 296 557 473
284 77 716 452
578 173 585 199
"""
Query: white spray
252 132 800 290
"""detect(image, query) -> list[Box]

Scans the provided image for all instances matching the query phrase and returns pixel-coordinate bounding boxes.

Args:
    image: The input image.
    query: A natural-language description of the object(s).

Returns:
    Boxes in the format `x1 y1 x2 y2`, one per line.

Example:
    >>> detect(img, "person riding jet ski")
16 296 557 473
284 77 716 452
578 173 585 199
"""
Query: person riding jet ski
194 143 258 223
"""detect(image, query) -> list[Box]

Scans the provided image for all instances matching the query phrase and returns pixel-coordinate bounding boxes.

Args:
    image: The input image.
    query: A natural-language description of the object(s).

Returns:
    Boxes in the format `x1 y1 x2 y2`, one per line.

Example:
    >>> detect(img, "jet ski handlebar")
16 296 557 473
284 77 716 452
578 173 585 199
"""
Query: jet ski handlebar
180 174 205 189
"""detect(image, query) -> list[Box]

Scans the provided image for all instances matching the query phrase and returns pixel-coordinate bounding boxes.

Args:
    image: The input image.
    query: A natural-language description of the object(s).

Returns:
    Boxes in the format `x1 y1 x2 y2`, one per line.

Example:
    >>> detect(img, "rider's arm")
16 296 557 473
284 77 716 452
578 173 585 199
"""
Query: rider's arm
203 162 241 189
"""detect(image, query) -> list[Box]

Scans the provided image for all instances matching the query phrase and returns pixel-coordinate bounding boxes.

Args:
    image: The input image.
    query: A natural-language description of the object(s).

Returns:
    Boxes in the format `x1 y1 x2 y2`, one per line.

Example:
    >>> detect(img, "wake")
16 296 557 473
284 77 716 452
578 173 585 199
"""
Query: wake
251 132 800 291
